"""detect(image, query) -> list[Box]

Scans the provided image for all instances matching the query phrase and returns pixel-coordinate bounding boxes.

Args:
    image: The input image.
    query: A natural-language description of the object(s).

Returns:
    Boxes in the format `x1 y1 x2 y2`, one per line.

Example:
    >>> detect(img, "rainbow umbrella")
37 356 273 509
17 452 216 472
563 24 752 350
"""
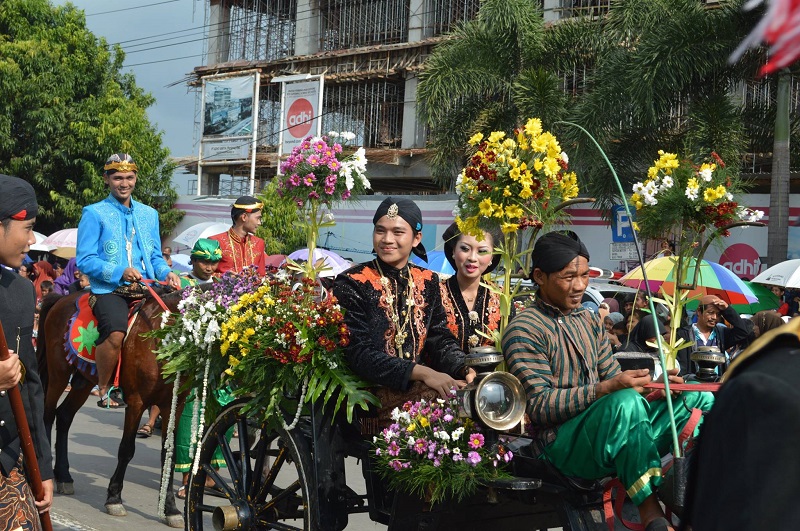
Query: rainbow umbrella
619 256 758 305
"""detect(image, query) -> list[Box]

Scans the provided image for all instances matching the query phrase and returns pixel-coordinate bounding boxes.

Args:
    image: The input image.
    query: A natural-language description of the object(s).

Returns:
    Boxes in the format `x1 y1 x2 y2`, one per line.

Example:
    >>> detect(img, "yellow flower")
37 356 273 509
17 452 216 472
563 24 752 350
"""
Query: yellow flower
543 157 560 177
221 341 230 355
647 166 658 179
509 166 521 181
632 221 640 231
479 198 494 217
533 159 543 172
505 204 524 219
503 187 512 197
501 222 519 234
468 132 484 146
406 423 416 433
228 355 240 367
488 131 506 144
524 118 542 138
519 186 533 199
419 417 430 428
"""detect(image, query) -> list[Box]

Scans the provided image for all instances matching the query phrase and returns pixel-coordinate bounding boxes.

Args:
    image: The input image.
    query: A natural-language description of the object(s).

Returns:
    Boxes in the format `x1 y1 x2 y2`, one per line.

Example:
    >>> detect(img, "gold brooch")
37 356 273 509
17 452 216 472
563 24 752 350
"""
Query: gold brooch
387 203 399 219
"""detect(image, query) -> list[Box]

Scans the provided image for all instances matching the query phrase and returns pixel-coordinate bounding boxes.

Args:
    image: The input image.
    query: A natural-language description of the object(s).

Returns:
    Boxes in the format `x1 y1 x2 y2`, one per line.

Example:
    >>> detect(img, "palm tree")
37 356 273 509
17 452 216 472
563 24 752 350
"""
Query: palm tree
555 0 767 212
417 0 566 188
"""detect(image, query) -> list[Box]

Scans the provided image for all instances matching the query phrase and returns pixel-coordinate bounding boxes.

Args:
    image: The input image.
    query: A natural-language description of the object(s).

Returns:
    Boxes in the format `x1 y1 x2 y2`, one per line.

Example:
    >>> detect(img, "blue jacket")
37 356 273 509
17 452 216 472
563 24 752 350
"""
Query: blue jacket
77 194 171 294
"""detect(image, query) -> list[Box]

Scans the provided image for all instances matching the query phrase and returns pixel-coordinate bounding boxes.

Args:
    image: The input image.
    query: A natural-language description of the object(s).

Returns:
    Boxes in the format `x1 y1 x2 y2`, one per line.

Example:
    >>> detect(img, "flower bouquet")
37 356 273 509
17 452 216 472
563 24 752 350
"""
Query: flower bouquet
455 118 583 343
276 132 370 280
627 150 764 368
373 395 513 505
219 271 377 426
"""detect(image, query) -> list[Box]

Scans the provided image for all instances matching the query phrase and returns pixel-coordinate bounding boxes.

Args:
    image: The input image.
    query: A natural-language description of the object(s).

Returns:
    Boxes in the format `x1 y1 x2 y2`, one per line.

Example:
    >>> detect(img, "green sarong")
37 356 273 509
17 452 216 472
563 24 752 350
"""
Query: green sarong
542 388 714 505
175 387 235 473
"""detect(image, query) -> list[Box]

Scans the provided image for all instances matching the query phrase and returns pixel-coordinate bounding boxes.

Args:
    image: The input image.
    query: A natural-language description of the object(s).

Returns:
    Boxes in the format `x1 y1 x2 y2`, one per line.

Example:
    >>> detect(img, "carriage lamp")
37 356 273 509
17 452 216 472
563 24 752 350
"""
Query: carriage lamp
690 346 727 382
456 371 526 431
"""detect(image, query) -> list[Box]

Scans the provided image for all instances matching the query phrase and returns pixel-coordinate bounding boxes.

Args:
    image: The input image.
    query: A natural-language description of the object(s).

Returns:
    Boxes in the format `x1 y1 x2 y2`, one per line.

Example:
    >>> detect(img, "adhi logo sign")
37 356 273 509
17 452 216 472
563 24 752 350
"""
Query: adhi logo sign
287 98 313 138
719 243 762 278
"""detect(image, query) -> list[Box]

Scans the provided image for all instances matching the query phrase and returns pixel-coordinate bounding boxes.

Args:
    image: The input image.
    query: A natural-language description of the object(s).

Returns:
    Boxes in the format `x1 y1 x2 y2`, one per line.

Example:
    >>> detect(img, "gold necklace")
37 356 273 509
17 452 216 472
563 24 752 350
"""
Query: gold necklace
375 260 416 359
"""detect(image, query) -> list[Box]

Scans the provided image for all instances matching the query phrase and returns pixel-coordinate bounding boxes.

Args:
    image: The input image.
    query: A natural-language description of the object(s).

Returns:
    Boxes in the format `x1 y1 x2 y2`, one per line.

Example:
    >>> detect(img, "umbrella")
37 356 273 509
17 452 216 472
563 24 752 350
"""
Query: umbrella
51 247 76 259
619 256 758 306
30 231 55 252
751 259 800 289
286 248 351 277
685 281 779 314
42 228 78 248
265 254 286 268
410 250 456 276
170 253 192 273
172 222 230 248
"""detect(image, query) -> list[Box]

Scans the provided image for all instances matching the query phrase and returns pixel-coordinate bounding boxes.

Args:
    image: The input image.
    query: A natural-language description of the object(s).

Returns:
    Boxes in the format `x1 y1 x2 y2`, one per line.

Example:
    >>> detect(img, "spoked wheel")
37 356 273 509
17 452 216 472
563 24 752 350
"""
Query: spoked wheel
186 399 317 530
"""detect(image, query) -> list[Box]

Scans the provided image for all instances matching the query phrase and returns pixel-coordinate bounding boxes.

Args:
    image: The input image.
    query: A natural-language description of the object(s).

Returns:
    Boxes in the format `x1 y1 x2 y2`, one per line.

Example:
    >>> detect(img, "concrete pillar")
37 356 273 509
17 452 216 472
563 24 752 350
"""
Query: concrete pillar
401 74 426 149
408 0 424 42
543 0 561 23
207 0 231 65
295 0 320 55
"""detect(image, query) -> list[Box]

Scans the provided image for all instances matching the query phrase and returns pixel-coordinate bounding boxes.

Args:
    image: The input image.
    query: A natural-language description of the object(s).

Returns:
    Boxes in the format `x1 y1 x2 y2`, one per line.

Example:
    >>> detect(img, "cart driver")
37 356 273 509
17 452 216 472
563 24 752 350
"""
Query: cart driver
333 197 475 403
502 231 714 531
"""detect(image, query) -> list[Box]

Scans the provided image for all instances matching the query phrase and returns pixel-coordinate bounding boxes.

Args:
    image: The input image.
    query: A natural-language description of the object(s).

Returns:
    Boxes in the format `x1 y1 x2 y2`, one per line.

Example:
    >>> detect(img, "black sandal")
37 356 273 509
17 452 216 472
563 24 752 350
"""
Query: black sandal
97 389 127 409
136 424 153 438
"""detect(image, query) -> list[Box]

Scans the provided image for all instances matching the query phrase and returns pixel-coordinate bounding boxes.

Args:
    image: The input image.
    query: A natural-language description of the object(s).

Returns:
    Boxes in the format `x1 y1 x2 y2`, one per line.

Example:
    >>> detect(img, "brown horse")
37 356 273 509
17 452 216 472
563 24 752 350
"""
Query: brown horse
37 290 186 528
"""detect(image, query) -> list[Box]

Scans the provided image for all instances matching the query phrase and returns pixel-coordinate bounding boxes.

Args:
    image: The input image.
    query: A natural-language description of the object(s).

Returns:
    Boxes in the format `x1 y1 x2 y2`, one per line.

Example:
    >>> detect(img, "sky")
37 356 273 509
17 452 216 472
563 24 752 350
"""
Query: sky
54 0 207 192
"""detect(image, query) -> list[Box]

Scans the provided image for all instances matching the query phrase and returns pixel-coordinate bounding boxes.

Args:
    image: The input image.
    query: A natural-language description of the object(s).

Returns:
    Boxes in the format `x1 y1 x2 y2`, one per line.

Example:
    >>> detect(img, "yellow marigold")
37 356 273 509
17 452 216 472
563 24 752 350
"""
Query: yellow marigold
456 216 482 239
543 157 561 177
686 177 699 190
501 222 519 234
493 204 505 218
502 138 516 151
419 417 430 428
228 355 240 367
221 341 230 355
406 423 416 433
703 188 719 203
560 172 579 200
509 166 521 181
647 166 658 179
468 132 484 146
503 187 512 197
519 186 533 200
533 159 544 172
479 198 494 217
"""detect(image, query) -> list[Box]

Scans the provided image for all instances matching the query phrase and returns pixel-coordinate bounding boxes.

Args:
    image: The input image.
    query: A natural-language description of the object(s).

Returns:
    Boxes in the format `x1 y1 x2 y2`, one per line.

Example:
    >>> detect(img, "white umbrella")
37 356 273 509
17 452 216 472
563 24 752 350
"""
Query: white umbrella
752 259 800 288
286 248 351 277
170 253 192 273
172 222 230 248
42 228 78 248
30 231 55 252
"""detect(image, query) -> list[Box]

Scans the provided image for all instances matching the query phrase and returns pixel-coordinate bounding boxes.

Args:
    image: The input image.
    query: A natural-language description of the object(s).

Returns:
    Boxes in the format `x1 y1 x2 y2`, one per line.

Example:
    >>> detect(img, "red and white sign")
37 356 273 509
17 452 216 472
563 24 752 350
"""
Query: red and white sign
287 98 313 138
279 77 323 153
719 243 763 279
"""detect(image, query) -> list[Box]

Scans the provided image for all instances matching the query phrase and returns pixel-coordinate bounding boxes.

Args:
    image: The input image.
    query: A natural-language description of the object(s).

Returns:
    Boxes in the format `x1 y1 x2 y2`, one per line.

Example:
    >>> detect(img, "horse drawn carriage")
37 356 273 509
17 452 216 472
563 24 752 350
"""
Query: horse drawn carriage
182 346 652 531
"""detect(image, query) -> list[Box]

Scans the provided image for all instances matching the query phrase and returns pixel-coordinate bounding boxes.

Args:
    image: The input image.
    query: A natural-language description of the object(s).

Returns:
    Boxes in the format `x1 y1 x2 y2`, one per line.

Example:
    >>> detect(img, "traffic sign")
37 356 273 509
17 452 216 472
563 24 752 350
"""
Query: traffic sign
611 205 636 242
610 242 638 261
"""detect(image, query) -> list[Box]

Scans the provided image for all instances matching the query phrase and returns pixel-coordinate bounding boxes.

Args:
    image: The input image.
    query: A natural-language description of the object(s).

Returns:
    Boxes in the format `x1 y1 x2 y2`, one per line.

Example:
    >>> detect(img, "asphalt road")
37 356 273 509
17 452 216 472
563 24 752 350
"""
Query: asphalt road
47 401 383 531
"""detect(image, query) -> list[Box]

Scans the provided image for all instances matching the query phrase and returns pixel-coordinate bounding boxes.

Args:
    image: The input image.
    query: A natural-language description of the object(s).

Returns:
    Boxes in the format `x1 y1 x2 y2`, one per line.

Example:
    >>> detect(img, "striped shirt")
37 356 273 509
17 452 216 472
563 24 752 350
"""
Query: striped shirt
502 298 621 455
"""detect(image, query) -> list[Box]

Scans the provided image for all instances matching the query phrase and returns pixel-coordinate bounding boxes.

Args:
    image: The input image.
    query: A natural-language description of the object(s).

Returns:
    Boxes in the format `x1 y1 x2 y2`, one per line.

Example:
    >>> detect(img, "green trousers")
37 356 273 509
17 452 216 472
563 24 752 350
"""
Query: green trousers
542 388 714 505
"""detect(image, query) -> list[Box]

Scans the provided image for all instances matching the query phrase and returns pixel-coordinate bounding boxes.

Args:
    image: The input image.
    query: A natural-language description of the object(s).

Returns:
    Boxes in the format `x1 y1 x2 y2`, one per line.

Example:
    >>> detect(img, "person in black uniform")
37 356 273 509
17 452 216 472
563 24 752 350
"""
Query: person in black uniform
0 174 54 529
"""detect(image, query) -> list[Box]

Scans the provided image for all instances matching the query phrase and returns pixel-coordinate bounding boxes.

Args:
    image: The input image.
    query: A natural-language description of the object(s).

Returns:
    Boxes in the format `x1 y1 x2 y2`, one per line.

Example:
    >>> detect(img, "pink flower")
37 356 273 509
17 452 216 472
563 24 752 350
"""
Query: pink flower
333 143 343 153
468 433 485 449
413 438 426 454
307 154 320 166
314 141 326 152
308 191 320 199
390 460 402 471
328 160 341 171
342 190 351 200
467 451 481 466
388 441 400 457
303 173 316 186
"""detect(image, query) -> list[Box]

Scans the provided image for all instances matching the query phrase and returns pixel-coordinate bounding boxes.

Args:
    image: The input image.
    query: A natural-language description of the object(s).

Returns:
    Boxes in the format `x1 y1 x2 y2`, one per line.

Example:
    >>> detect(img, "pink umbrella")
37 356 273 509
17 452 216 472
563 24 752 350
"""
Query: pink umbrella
42 228 78 249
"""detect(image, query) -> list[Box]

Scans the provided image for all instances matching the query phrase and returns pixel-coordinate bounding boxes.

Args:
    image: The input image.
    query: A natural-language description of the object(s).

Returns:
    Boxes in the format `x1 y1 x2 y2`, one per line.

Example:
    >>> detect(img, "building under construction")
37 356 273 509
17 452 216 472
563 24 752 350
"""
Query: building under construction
187 0 612 195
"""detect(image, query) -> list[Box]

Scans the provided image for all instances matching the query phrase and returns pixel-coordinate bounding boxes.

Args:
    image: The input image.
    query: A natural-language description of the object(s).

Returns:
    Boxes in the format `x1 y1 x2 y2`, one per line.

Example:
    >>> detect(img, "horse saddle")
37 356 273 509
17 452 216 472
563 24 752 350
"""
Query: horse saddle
65 293 143 374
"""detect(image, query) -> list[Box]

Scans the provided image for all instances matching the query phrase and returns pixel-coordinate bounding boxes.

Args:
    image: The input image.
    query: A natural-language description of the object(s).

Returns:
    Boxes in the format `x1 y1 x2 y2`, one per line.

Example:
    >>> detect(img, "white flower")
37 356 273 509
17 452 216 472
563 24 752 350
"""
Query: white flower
685 187 699 201
452 427 465 440
344 173 355 191
700 168 713 182
327 131 340 138
632 182 644 193
340 131 356 141
452 447 461 455
436 431 451 441
660 175 674 190
560 151 569 164
726 192 733 201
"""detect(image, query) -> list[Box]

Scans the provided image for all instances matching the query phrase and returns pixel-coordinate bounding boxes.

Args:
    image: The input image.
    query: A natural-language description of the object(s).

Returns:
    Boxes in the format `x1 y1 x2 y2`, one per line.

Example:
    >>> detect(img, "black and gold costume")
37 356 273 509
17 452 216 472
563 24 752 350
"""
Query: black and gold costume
333 259 466 390
439 275 501 352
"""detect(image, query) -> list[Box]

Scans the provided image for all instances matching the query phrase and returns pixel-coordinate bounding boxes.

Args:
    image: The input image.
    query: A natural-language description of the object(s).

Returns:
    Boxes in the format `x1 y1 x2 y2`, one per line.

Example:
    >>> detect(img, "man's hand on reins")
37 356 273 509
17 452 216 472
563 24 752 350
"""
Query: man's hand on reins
122 267 142 283
166 272 181 289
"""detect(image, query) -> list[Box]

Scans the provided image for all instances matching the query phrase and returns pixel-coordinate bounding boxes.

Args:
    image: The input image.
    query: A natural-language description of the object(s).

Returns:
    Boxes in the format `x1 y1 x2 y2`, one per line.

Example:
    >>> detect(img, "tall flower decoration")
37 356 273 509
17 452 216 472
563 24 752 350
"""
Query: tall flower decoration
276 132 370 280
455 118 581 345
628 151 764 368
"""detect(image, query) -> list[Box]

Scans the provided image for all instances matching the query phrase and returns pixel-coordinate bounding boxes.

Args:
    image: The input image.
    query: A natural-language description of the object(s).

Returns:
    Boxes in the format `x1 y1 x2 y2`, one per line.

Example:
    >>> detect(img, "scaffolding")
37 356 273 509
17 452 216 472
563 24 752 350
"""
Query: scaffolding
220 0 298 62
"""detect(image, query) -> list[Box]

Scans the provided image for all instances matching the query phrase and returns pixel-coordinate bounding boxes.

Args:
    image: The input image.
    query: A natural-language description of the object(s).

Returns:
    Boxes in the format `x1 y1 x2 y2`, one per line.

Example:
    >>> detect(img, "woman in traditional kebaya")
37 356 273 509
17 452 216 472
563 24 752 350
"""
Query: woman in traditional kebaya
438 223 503 352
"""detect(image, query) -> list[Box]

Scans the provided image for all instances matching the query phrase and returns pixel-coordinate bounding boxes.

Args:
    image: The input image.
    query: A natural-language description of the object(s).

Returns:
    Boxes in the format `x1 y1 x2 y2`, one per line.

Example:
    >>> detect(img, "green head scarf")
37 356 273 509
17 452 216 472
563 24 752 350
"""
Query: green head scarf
191 238 223 262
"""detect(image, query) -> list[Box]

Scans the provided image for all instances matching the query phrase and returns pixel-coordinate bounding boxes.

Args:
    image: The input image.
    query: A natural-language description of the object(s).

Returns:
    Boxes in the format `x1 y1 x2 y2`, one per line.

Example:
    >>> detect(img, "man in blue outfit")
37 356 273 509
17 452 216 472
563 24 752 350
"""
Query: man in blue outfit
77 153 180 408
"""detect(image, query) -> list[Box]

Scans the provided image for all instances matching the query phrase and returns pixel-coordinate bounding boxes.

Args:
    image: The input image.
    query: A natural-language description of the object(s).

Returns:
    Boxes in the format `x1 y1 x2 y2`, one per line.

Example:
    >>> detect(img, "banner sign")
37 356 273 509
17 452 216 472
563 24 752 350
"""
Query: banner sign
200 73 258 164
278 77 324 156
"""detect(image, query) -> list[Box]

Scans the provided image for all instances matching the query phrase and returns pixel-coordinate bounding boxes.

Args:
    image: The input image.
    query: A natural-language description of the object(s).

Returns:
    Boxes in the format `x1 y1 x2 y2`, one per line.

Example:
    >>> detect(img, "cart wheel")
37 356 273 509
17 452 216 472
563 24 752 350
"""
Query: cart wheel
185 399 317 530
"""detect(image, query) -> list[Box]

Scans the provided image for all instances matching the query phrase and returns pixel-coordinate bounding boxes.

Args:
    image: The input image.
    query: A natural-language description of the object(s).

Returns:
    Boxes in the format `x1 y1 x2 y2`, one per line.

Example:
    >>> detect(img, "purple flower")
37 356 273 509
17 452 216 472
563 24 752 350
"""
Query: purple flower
342 190 351 199
433 458 441 467
390 460 402 471
452 453 463 462
375 448 381 456
443 414 453 422
303 173 316 186
308 191 320 199
388 441 400 457
467 451 481 466
413 438 426 455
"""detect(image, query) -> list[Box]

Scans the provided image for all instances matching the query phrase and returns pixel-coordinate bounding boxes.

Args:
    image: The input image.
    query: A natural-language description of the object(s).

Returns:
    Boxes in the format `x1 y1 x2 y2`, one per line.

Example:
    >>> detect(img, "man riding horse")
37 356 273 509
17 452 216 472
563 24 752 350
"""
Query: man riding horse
76 153 180 409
